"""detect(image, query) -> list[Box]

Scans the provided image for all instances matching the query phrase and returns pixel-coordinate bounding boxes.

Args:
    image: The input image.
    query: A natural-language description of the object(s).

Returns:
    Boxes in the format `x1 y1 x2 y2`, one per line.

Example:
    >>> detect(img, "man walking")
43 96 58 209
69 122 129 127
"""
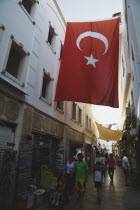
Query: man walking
107 153 116 182
122 153 129 186
74 153 89 200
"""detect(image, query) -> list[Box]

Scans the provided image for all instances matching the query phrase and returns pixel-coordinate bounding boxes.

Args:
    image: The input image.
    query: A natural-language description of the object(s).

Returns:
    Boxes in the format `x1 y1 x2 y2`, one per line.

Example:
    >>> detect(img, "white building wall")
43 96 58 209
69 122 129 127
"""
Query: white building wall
0 0 67 123
119 9 133 127
65 102 84 133
0 0 35 92
0 0 95 143
123 0 140 122
25 0 67 123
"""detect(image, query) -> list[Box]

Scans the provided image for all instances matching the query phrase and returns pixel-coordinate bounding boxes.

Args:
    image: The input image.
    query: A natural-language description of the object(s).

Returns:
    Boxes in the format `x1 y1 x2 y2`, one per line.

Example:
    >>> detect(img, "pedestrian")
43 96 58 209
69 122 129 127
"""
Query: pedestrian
73 155 77 163
65 157 75 175
100 153 107 178
107 153 116 182
94 153 102 165
115 154 119 161
65 157 75 200
94 161 103 202
94 153 103 176
105 153 109 169
74 153 89 201
122 153 130 186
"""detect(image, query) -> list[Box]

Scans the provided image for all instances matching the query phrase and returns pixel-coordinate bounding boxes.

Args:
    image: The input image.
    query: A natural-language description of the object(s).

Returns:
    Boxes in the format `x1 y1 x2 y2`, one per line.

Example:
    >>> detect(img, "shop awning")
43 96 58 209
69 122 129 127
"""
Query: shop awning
96 122 122 141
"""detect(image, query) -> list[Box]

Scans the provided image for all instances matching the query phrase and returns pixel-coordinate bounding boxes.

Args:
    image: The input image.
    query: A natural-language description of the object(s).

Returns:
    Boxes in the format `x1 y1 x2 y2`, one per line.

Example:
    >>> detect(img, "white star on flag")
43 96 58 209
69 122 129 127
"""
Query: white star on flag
84 54 99 68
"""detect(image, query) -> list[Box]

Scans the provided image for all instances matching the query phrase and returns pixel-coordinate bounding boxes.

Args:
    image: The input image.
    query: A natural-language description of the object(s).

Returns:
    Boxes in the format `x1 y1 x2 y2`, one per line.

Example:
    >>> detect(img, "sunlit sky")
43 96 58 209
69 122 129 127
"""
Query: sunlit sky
56 0 123 125
56 0 123 22
92 105 121 125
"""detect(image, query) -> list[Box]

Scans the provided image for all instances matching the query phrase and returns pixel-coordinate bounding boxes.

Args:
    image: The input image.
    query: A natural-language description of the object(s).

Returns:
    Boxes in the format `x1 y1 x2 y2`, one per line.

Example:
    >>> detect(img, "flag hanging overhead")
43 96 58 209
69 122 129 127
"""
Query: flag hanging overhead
95 122 122 141
55 18 119 108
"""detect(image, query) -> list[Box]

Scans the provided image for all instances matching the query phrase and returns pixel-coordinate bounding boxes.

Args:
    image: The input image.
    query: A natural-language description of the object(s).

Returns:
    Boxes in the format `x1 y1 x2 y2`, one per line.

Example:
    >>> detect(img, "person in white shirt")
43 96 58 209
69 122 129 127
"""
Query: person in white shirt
66 158 74 175
122 153 130 186
100 153 107 178
94 153 103 177
100 154 106 166
65 157 75 200
94 153 102 165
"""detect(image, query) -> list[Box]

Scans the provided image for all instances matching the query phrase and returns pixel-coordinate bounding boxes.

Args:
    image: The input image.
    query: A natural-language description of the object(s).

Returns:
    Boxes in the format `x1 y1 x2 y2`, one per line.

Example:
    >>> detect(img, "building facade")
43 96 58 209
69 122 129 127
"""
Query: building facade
0 0 96 208
123 0 140 187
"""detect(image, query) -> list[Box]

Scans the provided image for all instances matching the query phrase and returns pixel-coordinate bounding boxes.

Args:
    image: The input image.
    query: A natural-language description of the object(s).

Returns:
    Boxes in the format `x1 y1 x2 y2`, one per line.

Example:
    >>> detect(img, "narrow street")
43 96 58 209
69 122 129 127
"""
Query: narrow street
1 1 140 210
37 167 140 210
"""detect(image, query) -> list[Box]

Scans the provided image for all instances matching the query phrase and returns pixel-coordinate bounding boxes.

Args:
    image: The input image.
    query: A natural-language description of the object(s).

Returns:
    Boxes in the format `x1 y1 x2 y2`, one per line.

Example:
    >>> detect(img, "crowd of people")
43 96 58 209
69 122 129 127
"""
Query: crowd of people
50 152 132 206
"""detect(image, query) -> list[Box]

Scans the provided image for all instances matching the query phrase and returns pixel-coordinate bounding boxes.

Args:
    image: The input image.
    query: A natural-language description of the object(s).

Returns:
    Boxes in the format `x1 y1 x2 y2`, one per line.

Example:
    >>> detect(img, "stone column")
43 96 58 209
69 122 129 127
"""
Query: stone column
13 104 25 154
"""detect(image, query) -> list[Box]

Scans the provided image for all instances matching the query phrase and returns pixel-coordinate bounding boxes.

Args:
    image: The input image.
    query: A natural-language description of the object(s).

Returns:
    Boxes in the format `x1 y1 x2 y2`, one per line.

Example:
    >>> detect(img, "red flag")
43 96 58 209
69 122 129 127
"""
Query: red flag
55 18 119 108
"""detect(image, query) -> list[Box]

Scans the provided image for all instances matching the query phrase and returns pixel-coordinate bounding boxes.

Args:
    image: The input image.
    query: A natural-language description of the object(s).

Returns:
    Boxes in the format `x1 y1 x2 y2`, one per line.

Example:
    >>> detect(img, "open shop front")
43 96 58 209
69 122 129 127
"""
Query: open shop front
32 131 64 207
0 123 17 209
32 131 63 187
69 139 84 160
16 131 63 210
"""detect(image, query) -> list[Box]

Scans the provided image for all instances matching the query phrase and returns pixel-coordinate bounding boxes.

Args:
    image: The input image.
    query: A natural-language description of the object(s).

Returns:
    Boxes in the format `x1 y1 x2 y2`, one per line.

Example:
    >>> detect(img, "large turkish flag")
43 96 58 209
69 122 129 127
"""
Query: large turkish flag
55 18 119 108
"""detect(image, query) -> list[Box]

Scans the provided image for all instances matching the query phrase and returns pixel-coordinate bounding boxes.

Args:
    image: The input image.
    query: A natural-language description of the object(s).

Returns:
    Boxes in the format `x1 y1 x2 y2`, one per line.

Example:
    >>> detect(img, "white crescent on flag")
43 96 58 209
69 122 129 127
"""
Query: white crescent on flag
76 31 109 68
76 31 109 54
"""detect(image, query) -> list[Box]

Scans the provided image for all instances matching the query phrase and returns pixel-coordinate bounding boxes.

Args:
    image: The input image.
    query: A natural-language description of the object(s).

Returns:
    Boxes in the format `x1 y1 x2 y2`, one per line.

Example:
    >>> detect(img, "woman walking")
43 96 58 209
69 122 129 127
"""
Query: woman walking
65 157 75 200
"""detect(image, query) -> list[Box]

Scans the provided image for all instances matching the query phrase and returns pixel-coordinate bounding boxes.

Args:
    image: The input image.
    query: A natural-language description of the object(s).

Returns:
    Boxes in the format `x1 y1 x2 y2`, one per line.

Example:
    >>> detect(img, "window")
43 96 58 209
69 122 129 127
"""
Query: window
132 47 135 61
47 25 56 48
5 40 26 79
0 25 5 30
86 115 88 129
41 72 52 104
72 102 76 121
59 44 63 60
22 0 35 15
78 108 82 125
0 24 5 42
57 101 64 111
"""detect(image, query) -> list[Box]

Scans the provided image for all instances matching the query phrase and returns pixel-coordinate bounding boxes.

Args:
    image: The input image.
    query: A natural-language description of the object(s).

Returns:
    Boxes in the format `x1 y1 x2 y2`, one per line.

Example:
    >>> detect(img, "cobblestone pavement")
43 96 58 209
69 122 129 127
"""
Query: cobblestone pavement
36 167 140 210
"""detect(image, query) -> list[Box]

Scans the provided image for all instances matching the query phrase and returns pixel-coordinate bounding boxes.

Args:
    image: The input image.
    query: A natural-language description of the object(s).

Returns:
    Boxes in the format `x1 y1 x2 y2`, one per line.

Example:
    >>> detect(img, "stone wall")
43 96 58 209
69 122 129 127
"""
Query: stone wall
0 94 86 153
66 126 83 142
0 93 20 123
32 111 64 137
22 106 33 136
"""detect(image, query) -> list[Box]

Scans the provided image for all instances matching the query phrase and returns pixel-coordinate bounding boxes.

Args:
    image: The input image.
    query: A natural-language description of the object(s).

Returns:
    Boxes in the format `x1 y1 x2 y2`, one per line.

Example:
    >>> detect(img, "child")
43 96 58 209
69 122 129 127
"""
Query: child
94 161 103 201
50 175 65 206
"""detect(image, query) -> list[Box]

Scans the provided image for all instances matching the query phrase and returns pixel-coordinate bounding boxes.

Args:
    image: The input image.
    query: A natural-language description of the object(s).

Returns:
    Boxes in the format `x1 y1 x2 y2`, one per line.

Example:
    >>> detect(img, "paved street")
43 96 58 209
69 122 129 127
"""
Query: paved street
36 166 140 210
